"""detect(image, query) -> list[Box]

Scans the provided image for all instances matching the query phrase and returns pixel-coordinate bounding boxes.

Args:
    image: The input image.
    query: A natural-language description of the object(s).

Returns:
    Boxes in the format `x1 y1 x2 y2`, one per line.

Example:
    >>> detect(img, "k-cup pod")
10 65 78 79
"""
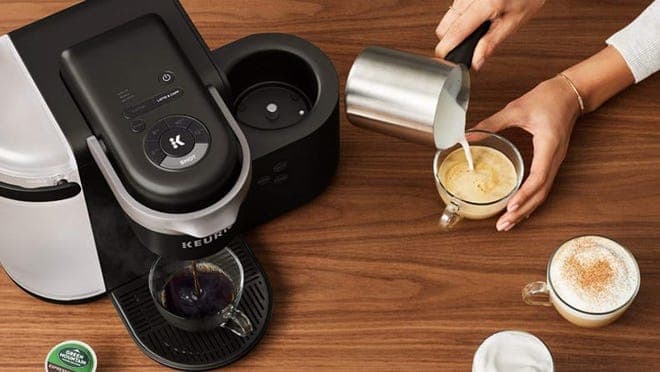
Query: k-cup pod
45 340 97 372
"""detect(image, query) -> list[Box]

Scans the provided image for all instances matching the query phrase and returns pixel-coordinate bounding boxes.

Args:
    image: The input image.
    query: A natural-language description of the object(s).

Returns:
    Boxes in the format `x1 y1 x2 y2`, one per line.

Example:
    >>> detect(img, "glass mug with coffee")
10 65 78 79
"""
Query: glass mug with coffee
434 130 524 229
149 248 253 335
523 235 641 328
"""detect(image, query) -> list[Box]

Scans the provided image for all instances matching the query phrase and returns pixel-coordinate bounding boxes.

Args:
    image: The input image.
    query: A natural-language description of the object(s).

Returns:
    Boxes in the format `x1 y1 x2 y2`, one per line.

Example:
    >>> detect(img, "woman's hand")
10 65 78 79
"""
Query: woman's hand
473 76 581 231
435 0 545 70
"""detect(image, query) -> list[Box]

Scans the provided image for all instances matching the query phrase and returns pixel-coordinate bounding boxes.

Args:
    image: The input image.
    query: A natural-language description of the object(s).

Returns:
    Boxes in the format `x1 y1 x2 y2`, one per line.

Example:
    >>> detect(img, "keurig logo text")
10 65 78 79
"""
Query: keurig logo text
181 226 233 249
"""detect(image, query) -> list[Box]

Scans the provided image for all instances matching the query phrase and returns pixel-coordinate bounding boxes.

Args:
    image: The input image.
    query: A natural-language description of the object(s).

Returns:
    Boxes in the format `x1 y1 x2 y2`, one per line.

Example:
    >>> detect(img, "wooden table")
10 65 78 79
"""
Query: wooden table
1 0 658 370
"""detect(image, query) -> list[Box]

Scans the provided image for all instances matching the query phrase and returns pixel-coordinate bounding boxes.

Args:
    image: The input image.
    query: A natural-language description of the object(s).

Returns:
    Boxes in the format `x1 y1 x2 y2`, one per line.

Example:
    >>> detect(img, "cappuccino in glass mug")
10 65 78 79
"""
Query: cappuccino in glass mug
523 235 640 327
434 130 524 229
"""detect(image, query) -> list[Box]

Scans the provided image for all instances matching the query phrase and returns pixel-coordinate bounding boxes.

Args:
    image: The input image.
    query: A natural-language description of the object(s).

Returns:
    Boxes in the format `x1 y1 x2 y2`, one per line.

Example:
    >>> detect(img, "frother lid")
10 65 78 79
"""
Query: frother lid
0 35 78 189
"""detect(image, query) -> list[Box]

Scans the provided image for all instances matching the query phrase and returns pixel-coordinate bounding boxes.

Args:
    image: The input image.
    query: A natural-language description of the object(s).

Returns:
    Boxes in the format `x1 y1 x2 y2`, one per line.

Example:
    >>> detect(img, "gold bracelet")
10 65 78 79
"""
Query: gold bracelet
557 73 585 115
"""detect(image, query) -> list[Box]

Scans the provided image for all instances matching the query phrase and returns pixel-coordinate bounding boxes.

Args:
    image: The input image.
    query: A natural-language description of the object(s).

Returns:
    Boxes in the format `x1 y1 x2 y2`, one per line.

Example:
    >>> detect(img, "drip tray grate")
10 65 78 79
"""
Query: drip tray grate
111 237 272 370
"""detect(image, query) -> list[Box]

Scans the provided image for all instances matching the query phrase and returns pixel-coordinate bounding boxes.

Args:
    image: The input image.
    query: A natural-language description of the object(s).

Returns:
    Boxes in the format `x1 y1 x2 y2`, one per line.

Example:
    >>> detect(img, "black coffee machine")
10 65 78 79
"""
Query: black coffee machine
0 0 338 369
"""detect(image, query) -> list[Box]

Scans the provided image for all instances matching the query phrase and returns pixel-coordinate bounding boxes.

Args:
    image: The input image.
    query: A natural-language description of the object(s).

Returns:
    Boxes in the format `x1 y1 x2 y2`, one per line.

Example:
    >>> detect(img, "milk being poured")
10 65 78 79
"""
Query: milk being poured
434 86 474 170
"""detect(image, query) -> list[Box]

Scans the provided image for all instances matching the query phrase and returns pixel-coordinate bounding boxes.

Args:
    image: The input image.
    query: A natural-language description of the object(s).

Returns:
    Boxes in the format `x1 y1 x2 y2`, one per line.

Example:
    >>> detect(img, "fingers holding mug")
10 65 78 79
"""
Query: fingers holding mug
497 136 563 231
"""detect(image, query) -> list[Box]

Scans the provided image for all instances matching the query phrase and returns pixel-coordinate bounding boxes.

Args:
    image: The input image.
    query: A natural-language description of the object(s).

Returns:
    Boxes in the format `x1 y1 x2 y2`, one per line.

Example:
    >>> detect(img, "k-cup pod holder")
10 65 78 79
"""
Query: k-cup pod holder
214 33 338 137
229 49 317 131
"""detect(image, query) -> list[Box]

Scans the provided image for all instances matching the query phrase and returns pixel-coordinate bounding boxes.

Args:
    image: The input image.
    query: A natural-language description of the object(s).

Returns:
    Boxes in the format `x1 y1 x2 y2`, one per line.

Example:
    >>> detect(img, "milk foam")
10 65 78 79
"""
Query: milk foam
472 331 553 372
550 236 639 314
438 146 517 203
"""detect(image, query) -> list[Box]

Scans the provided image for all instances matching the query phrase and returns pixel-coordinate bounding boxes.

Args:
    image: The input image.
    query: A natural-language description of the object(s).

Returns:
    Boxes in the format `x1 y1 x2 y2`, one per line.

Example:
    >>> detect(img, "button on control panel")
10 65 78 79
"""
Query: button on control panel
273 173 289 185
130 120 146 133
123 87 183 119
272 160 288 173
144 115 210 170
256 159 291 187
159 127 194 157
159 71 175 84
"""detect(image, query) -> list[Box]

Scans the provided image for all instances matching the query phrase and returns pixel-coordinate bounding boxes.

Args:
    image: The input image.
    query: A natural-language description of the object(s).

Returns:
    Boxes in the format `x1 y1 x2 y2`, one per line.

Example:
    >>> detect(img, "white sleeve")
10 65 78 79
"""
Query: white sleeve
606 0 660 83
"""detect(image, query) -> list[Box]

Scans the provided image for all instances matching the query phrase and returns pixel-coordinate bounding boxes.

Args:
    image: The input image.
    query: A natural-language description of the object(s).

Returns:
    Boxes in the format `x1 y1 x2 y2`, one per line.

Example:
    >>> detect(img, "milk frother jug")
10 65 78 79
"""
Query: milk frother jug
346 22 490 149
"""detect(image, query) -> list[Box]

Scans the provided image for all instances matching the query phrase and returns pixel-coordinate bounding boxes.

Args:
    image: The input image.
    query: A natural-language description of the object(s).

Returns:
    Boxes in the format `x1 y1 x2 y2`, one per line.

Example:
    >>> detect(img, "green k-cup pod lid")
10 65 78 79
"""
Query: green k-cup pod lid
45 340 97 372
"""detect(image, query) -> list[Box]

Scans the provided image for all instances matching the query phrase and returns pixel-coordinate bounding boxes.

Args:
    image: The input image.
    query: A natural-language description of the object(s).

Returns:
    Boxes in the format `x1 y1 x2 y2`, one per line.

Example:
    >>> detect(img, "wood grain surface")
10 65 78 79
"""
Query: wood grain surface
1 0 659 370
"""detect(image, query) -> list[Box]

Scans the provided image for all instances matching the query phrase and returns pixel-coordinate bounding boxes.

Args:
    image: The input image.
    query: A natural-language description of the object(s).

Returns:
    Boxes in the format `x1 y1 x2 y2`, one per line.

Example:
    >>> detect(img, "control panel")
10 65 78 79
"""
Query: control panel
60 15 241 212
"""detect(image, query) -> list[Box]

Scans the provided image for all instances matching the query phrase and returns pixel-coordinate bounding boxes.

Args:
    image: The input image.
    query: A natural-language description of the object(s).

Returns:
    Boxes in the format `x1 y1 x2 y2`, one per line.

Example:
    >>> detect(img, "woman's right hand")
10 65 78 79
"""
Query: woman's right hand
435 0 546 70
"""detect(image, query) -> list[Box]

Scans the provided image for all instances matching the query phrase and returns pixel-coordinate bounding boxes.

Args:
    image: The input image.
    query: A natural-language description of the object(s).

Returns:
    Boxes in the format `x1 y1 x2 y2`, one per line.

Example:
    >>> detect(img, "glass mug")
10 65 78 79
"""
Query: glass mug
433 130 524 229
149 248 253 335
522 235 641 328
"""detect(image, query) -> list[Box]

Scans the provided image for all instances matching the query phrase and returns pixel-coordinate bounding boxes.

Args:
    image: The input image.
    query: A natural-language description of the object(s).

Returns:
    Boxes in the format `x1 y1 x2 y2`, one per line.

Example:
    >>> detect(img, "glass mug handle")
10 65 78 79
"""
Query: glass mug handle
522 281 553 307
222 307 254 337
439 201 462 229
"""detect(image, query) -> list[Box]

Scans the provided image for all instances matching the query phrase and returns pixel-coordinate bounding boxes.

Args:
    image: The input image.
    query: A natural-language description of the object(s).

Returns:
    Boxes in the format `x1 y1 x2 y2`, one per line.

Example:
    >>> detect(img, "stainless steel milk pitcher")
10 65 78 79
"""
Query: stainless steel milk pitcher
346 22 490 149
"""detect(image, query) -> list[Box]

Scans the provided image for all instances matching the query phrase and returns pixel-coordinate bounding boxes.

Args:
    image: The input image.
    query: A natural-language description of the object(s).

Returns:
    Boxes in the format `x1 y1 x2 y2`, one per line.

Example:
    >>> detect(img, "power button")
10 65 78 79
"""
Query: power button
159 71 175 84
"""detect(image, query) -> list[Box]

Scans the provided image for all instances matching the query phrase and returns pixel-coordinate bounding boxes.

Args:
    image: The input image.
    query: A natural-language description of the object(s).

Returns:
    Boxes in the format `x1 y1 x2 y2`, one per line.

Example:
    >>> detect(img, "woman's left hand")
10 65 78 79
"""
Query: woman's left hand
473 75 581 231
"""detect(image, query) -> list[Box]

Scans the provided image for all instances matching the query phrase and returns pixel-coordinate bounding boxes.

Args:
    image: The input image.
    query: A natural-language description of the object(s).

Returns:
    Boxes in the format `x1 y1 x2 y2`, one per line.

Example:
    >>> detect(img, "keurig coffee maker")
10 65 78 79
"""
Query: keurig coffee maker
0 0 339 369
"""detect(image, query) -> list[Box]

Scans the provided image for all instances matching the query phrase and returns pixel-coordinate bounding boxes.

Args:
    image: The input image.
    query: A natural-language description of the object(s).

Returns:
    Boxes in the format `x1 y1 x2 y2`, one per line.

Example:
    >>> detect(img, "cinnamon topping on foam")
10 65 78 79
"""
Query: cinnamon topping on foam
564 254 614 294
550 236 639 313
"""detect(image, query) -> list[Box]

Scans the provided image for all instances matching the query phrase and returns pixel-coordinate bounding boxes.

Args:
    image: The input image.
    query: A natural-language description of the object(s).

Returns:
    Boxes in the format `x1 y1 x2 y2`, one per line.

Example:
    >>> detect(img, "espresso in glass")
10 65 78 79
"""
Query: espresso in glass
149 248 253 335
160 262 235 318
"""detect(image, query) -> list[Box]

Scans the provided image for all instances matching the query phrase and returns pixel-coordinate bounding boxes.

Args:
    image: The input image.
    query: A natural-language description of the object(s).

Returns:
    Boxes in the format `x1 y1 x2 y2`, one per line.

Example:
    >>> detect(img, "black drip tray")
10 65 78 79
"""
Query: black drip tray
110 237 272 370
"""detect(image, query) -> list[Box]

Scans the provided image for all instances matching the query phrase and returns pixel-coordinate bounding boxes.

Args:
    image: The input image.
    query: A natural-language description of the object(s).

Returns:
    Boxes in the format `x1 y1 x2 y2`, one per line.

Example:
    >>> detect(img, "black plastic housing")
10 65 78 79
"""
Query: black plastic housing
213 33 340 230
